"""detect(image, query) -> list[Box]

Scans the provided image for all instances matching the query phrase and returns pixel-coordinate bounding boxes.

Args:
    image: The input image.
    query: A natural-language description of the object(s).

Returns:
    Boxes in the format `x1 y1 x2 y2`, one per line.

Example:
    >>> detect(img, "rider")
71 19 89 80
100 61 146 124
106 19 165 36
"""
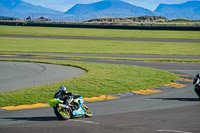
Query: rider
54 86 81 110
193 74 200 99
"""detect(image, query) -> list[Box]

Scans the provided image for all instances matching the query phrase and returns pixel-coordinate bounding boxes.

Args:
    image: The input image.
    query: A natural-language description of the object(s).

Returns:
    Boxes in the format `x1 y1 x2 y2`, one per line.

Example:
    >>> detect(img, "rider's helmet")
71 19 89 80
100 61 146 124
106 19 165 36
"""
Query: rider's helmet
59 86 67 93
196 74 200 78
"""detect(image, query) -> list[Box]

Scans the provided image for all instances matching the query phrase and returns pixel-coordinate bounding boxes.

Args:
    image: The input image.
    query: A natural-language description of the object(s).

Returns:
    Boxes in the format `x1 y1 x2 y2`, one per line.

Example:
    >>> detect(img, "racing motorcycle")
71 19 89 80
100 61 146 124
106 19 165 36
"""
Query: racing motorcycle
193 77 200 99
49 96 93 120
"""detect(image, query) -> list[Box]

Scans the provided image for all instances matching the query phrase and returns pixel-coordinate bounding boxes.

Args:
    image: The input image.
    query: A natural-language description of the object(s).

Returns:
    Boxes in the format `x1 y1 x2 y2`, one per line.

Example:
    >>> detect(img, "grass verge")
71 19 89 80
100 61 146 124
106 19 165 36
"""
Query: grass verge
0 58 178 107
1 37 200 55
1 25 200 39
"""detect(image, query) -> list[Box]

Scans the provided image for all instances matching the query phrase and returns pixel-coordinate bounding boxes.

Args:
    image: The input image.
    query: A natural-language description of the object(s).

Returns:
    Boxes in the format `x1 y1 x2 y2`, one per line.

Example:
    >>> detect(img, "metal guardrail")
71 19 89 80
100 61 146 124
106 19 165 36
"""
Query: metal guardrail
1 21 200 31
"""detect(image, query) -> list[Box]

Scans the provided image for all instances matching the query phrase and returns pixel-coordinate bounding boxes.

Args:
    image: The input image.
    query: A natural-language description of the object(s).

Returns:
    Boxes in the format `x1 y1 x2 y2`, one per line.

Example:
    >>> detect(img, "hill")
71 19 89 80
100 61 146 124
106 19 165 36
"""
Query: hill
65 0 155 19
0 0 62 18
85 16 169 23
155 1 200 20
1 0 200 21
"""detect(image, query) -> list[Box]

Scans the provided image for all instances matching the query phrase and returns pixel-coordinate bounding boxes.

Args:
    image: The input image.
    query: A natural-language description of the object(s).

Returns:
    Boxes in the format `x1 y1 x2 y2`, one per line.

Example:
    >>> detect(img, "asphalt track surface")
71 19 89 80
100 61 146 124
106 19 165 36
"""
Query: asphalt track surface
1 34 200 43
0 36 200 133
0 61 86 92
1 52 200 59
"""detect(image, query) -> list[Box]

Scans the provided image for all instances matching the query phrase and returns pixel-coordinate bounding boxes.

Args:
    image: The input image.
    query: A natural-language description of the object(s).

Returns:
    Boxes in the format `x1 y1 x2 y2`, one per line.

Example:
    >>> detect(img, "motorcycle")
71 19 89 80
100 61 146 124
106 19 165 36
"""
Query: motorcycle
193 78 200 99
49 96 93 120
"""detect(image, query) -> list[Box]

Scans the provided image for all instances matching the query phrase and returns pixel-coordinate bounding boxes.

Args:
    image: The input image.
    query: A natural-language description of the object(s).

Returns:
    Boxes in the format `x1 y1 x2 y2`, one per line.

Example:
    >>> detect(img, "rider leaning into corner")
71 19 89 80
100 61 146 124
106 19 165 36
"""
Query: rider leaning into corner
193 74 200 99
54 86 81 110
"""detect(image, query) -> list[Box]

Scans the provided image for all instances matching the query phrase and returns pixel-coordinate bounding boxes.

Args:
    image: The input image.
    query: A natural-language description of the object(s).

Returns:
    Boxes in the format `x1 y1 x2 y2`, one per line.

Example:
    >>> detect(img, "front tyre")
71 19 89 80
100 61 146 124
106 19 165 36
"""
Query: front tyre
194 87 200 99
83 104 93 117
53 107 72 120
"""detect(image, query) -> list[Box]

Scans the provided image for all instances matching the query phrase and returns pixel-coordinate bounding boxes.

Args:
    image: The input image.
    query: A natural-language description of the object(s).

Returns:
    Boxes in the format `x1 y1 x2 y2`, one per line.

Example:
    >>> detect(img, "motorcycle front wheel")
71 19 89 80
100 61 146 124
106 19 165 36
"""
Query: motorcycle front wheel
83 104 93 117
194 87 200 99
53 107 72 120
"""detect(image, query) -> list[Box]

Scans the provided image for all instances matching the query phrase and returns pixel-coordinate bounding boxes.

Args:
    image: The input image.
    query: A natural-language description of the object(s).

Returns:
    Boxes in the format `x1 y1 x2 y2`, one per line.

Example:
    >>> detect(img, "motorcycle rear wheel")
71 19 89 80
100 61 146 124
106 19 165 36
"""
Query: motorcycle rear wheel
53 107 72 120
83 104 93 117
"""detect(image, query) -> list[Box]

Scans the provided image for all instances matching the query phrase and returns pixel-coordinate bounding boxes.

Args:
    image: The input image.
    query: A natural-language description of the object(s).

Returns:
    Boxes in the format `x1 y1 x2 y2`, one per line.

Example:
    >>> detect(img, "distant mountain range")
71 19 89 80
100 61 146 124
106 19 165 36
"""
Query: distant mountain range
1 0 200 20
155 1 200 20
0 0 62 19
65 0 154 18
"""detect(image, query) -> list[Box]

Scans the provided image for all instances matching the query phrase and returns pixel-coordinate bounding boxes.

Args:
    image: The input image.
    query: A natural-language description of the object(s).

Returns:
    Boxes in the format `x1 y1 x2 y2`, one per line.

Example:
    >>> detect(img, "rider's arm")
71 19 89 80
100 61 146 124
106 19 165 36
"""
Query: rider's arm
73 94 81 99
193 78 200 85
65 92 81 99
54 91 60 98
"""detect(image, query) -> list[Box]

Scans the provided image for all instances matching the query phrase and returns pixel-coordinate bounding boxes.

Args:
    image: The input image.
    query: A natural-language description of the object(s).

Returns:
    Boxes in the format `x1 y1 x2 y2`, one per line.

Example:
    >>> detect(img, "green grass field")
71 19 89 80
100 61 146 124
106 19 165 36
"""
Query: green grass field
1 37 200 55
0 58 178 107
1 25 200 39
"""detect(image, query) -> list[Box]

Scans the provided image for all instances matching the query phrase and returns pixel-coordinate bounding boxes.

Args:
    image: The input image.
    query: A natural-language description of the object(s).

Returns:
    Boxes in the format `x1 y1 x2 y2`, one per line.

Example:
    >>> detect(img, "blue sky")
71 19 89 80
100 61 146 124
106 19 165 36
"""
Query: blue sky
21 0 199 12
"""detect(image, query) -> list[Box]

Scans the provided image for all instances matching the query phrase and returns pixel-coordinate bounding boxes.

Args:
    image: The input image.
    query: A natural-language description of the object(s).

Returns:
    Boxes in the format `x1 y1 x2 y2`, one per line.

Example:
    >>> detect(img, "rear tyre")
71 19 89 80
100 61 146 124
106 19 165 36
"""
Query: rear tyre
53 107 72 120
83 104 93 117
194 87 200 99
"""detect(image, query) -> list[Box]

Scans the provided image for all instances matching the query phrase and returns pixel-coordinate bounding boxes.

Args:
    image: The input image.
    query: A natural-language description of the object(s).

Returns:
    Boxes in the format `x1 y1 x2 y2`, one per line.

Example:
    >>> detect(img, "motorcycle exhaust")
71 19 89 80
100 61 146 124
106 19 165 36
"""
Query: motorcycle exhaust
58 103 69 109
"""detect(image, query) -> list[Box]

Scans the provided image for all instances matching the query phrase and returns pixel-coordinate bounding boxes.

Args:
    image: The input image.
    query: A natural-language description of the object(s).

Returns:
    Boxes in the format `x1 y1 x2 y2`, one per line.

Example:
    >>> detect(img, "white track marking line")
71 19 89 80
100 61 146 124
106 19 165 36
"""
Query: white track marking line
70 119 99 125
157 129 192 133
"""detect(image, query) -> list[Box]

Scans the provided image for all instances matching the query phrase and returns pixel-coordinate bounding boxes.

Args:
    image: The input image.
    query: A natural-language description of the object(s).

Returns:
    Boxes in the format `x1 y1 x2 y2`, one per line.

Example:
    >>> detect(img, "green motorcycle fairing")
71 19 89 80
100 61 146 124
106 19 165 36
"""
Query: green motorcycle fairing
49 98 64 107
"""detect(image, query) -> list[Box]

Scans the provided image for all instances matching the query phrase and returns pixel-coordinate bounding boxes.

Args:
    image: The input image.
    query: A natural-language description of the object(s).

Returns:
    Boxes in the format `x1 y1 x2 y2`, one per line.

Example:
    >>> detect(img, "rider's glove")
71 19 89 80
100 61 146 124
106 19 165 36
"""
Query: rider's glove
74 94 81 99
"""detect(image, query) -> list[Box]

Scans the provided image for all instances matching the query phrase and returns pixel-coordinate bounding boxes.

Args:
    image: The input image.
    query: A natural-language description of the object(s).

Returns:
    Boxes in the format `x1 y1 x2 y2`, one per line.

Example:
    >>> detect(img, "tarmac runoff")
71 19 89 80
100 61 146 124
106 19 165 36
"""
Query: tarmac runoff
1 34 200 43
0 61 86 92
0 74 193 110
1 53 200 59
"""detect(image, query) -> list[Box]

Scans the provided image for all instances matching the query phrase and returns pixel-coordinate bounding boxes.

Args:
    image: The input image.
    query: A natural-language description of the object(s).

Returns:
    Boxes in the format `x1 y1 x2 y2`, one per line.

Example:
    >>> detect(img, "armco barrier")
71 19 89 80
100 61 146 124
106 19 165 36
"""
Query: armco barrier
1 21 200 31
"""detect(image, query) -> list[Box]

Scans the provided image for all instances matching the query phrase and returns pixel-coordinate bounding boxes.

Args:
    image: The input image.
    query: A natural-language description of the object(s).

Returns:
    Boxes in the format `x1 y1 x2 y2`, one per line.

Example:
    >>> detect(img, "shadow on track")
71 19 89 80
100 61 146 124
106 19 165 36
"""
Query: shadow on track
149 97 200 101
3 116 58 122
